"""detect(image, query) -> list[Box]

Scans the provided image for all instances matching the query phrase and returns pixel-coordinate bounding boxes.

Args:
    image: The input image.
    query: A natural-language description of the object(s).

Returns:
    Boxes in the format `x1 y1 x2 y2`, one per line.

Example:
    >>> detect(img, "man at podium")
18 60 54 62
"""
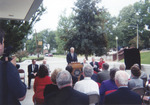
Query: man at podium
66 47 78 64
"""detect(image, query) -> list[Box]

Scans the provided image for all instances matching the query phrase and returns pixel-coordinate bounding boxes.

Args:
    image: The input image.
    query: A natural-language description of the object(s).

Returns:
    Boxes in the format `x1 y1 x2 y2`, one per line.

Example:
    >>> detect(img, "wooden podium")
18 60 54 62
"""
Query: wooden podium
69 62 83 81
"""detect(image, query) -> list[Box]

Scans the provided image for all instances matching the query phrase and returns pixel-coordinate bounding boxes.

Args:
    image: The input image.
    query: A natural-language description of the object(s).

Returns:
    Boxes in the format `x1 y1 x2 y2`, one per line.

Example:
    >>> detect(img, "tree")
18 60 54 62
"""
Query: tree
0 4 46 54
15 50 28 62
26 32 43 56
26 39 36 54
129 36 143 49
36 29 57 53
45 30 57 52
111 0 150 50
56 12 75 54
98 8 117 50
134 1 150 48
27 29 57 55
64 0 107 59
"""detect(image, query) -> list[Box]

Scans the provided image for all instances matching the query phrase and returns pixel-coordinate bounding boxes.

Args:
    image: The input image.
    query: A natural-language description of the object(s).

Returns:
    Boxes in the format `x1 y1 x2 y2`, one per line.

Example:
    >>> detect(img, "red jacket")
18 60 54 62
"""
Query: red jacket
33 76 52 103
98 61 105 69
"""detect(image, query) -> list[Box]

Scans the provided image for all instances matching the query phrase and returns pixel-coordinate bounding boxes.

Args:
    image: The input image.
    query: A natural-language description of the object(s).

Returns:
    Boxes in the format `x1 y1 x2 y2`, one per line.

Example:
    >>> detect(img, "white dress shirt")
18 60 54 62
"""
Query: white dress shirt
74 77 99 95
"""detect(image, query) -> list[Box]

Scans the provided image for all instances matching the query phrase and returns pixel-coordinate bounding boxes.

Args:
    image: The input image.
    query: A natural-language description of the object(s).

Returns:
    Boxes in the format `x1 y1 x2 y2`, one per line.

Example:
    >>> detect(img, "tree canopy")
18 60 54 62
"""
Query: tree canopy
56 0 108 59
109 1 150 50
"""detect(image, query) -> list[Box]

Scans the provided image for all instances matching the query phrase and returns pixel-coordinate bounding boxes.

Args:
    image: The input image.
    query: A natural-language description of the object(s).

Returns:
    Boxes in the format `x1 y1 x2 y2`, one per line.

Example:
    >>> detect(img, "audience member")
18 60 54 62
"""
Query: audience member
66 65 78 85
133 64 147 81
44 68 62 98
100 68 119 105
0 28 26 105
98 57 105 70
119 64 126 71
90 57 99 73
33 65 52 105
128 66 143 90
82 58 88 65
97 63 110 83
104 71 142 105
42 60 50 72
91 72 98 82
66 47 78 64
28 59 39 89
45 70 89 105
74 64 99 95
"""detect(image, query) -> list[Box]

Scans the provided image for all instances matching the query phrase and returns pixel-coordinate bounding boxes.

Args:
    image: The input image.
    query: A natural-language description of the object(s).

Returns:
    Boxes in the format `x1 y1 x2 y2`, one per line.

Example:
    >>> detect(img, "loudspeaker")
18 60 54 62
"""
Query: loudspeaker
124 48 141 70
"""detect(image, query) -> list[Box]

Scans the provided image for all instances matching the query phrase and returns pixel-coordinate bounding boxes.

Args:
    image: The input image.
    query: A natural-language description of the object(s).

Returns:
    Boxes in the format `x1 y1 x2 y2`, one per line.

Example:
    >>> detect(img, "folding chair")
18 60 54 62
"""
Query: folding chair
18 69 25 83
89 94 99 105
131 87 145 101
141 77 147 88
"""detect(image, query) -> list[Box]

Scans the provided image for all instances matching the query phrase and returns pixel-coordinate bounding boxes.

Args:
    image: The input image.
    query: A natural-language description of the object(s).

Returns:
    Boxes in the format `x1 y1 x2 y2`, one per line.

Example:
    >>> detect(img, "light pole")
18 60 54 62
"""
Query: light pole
136 24 139 49
115 36 118 62
128 24 139 49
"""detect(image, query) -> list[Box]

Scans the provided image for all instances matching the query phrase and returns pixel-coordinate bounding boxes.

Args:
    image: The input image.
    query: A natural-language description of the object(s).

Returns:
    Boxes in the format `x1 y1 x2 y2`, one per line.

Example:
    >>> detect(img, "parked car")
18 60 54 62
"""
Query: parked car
45 53 53 57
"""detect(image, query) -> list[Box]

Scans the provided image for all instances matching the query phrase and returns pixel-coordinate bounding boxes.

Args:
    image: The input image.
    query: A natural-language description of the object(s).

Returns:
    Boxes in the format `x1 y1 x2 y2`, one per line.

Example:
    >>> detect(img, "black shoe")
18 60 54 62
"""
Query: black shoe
28 86 31 89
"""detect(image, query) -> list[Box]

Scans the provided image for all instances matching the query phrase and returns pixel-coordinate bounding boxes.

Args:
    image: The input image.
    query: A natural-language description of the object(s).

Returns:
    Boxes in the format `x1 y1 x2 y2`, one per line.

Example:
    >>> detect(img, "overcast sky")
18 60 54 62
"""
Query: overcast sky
33 0 140 32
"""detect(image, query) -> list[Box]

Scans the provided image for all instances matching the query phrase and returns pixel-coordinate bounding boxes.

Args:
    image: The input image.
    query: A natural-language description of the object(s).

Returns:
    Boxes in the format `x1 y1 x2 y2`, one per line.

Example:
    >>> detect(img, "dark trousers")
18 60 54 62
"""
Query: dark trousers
28 74 35 87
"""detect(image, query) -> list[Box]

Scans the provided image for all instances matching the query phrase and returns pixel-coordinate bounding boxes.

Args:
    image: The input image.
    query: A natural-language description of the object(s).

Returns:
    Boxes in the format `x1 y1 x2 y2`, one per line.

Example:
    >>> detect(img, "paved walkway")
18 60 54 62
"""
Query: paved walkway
19 56 150 105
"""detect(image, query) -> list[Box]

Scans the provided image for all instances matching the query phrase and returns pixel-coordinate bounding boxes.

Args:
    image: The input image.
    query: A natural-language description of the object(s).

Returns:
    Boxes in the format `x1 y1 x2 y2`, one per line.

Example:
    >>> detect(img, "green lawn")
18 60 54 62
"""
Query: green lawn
140 51 150 64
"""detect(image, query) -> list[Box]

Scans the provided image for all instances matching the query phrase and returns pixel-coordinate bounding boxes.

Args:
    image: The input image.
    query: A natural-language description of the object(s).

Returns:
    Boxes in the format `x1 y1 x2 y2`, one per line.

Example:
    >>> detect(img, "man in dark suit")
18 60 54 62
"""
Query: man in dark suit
90 57 99 73
45 70 89 105
104 71 142 105
97 63 110 83
28 59 38 89
66 47 78 64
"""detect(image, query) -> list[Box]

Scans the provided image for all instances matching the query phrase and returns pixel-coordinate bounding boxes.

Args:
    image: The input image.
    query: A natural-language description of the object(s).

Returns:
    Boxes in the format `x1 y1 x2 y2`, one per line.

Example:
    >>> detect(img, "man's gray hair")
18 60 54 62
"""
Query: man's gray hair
56 70 72 89
102 63 109 70
83 64 93 77
70 47 74 50
115 71 129 86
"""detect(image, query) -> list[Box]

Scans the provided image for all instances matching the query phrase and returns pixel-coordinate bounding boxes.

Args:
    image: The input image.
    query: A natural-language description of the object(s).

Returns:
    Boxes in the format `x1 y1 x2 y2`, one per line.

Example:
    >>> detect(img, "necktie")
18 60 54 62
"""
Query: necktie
32 65 35 71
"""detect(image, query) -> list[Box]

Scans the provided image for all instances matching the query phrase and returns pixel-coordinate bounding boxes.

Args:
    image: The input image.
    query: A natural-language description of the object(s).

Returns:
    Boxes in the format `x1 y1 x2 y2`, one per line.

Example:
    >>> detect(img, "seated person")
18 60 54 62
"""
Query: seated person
91 72 98 82
100 68 119 105
133 63 147 85
66 65 78 85
45 70 89 105
128 66 143 90
98 58 105 70
74 64 99 95
42 60 50 73
28 59 39 89
33 65 52 105
90 57 99 73
97 63 110 83
44 68 62 98
104 71 142 105
119 64 126 71
82 58 88 65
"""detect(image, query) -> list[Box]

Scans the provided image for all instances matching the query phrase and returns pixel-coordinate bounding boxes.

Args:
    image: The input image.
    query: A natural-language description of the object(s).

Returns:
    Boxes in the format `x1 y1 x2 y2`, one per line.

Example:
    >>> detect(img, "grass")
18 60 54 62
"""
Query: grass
16 56 44 62
140 51 150 64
